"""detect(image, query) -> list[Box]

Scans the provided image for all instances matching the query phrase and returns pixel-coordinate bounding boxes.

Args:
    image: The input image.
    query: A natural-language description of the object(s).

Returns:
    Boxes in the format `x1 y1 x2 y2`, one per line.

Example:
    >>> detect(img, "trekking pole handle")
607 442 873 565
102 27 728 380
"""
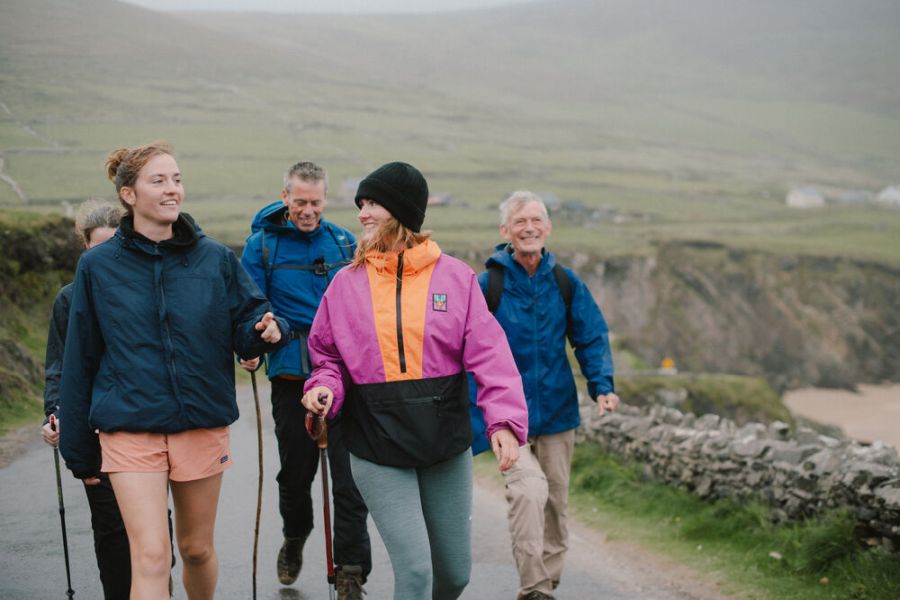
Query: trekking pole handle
304 410 328 449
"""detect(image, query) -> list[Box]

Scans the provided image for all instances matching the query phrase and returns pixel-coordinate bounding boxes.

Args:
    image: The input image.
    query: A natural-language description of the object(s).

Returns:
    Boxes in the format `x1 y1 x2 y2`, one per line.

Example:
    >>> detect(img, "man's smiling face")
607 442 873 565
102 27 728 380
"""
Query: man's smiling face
283 177 326 233
501 200 552 257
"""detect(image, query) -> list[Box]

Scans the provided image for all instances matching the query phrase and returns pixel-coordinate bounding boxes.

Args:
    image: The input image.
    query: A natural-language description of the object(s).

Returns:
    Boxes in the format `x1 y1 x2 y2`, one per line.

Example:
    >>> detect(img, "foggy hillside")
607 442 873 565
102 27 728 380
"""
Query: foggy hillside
187 0 900 114
4 0 899 164
1 0 898 263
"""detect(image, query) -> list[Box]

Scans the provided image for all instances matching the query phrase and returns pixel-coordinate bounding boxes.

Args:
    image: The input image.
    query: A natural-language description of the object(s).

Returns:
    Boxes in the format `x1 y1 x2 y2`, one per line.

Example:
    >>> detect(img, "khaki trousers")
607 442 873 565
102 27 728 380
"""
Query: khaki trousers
502 429 575 599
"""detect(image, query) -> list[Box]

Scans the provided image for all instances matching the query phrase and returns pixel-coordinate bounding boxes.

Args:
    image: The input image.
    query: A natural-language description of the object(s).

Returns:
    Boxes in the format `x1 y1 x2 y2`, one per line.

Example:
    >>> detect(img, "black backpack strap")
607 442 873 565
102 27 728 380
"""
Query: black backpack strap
485 264 504 313
552 262 574 338
260 229 281 295
263 224 350 281
271 260 350 275
552 263 573 312
485 257 571 318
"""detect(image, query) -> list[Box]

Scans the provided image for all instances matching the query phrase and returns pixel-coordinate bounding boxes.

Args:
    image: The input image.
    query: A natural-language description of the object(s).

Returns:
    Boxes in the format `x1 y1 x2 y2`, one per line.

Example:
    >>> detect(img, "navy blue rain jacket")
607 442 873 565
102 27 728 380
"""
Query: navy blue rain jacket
470 245 615 454
240 201 356 379
59 214 288 478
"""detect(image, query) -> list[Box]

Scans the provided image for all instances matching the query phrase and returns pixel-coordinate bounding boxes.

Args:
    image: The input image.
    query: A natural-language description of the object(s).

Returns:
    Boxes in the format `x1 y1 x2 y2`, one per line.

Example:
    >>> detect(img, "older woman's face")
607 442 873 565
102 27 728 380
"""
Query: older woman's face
86 226 116 249
501 201 551 257
357 199 393 242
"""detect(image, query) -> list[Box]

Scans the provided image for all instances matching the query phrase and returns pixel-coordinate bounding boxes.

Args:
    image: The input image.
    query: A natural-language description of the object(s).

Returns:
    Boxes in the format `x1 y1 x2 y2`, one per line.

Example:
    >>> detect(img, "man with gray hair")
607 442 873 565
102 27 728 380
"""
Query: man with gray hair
469 190 619 600
240 162 371 599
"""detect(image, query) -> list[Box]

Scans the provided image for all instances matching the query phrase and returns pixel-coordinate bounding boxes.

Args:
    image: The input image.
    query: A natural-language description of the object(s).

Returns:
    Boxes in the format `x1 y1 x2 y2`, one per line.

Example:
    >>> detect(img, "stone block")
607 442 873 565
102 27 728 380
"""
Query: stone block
768 442 820 465
732 436 770 458
767 420 791 440
694 413 721 430
874 481 900 510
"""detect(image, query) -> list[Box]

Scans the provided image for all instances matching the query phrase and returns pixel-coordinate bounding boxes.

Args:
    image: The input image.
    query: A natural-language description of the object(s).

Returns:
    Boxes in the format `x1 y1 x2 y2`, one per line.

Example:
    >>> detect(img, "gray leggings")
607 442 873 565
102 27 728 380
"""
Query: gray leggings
349 450 473 600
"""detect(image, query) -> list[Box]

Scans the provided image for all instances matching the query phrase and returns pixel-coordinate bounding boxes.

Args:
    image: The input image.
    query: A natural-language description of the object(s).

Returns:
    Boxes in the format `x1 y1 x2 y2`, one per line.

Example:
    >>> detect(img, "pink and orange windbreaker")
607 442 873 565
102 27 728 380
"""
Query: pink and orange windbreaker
304 239 527 467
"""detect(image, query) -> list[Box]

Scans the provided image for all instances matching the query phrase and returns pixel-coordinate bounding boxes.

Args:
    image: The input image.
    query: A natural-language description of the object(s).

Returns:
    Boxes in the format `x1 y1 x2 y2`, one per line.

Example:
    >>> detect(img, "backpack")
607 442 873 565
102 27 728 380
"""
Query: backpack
258 221 352 294
484 261 573 321
253 212 353 375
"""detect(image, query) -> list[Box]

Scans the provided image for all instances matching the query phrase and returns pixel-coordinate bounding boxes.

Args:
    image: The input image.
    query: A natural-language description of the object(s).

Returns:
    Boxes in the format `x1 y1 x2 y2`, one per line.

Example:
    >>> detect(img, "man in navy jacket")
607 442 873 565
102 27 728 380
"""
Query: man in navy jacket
470 191 619 600
240 162 370 597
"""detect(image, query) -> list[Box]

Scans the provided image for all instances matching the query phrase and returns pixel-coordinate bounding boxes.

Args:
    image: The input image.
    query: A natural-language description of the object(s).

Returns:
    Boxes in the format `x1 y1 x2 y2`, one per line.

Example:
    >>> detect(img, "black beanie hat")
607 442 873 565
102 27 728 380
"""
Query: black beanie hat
355 162 429 233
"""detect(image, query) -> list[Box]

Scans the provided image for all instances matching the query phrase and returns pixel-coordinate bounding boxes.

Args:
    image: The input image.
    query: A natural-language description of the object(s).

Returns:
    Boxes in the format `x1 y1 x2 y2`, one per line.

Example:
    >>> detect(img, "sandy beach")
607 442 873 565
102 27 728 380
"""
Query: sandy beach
784 383 900 450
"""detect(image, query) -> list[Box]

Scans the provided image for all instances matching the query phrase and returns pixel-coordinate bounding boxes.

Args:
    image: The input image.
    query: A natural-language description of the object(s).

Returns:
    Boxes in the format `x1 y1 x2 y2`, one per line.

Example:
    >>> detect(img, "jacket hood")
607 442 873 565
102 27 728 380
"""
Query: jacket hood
365 239 441 277
250 200 289 232
485 243 557 275
118 213 204 252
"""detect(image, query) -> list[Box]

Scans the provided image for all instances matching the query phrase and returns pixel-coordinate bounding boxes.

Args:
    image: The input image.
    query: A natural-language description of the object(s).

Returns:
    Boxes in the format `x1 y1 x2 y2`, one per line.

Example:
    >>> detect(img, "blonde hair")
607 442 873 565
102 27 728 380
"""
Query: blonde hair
104 141 174 212
74 198 123 246
351 217 432 268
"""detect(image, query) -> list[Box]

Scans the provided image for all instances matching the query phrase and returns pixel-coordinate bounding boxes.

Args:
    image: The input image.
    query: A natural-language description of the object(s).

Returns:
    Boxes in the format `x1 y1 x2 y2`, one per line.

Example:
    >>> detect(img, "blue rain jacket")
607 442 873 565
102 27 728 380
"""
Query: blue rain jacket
240 201 356 379
470 245 615 454
59 214 288 478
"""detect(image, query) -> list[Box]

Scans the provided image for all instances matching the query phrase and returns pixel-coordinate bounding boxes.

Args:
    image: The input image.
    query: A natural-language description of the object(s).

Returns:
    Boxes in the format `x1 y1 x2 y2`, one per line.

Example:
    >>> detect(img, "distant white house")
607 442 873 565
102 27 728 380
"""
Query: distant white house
786 186 825 209
875 186 900 206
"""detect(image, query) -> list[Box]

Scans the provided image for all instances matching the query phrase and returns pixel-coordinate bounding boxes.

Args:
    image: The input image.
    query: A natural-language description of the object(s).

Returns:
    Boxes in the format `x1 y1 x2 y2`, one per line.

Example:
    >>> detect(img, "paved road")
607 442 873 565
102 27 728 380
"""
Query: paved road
1 380 717 599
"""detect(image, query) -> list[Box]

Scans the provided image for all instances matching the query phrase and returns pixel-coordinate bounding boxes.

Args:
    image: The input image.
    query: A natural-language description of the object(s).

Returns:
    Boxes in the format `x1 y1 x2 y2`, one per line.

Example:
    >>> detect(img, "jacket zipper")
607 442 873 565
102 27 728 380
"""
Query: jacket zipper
159 264 184 421
530 273 540 425
396 252 407 373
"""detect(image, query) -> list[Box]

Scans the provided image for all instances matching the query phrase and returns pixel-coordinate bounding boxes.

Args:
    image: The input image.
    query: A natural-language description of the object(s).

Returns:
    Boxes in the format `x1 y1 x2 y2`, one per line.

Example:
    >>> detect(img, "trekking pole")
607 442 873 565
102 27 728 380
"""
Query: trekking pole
250 371 263 600
50 415 75 599
305 405 336 600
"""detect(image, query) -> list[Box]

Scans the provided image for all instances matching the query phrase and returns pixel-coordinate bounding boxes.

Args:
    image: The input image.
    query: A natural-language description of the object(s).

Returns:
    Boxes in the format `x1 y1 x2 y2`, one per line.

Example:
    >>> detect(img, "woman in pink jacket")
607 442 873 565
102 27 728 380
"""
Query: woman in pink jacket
302 162 527 600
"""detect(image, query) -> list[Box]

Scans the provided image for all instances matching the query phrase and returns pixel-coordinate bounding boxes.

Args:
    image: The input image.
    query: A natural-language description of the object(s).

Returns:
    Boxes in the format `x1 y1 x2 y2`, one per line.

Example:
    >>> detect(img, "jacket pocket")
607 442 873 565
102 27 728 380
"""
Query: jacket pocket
345 373 472 468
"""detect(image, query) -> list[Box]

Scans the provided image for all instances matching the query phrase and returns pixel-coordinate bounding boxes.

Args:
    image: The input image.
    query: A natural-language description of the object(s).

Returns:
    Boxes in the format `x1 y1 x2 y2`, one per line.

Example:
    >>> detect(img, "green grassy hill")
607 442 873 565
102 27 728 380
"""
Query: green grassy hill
0 212 80 434
1 0 898 261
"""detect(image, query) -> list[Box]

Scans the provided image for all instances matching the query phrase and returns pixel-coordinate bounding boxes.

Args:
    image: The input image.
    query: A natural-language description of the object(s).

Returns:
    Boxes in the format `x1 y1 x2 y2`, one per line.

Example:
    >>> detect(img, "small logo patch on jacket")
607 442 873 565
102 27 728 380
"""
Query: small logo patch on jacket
220 455 229 464
432 293 447 312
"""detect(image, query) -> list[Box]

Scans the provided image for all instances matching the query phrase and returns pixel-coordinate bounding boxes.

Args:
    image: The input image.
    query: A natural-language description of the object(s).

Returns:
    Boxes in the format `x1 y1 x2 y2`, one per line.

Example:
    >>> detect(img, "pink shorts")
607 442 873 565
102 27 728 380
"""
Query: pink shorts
99 427 232 482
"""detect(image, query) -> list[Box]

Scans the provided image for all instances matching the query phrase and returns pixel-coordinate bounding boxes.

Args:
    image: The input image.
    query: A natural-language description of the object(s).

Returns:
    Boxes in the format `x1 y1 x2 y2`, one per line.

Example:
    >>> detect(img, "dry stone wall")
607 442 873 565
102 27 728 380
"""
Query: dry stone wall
577 403 900 550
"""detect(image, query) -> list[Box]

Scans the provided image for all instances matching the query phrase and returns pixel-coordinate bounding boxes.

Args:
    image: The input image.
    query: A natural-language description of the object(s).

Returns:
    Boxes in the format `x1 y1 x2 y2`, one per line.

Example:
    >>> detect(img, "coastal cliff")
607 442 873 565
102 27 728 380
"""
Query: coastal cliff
585 241 900 391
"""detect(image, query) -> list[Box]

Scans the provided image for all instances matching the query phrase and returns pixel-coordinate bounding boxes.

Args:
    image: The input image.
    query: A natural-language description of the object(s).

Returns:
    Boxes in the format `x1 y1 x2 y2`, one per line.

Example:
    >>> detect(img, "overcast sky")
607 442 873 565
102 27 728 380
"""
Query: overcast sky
123 0 529 14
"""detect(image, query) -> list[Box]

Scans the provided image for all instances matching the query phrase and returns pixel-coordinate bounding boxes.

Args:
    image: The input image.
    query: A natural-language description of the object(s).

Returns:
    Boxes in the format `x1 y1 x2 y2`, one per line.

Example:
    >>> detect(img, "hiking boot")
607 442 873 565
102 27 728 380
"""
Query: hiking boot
336 565 366 600
523 592 555 600
277 535 306 585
